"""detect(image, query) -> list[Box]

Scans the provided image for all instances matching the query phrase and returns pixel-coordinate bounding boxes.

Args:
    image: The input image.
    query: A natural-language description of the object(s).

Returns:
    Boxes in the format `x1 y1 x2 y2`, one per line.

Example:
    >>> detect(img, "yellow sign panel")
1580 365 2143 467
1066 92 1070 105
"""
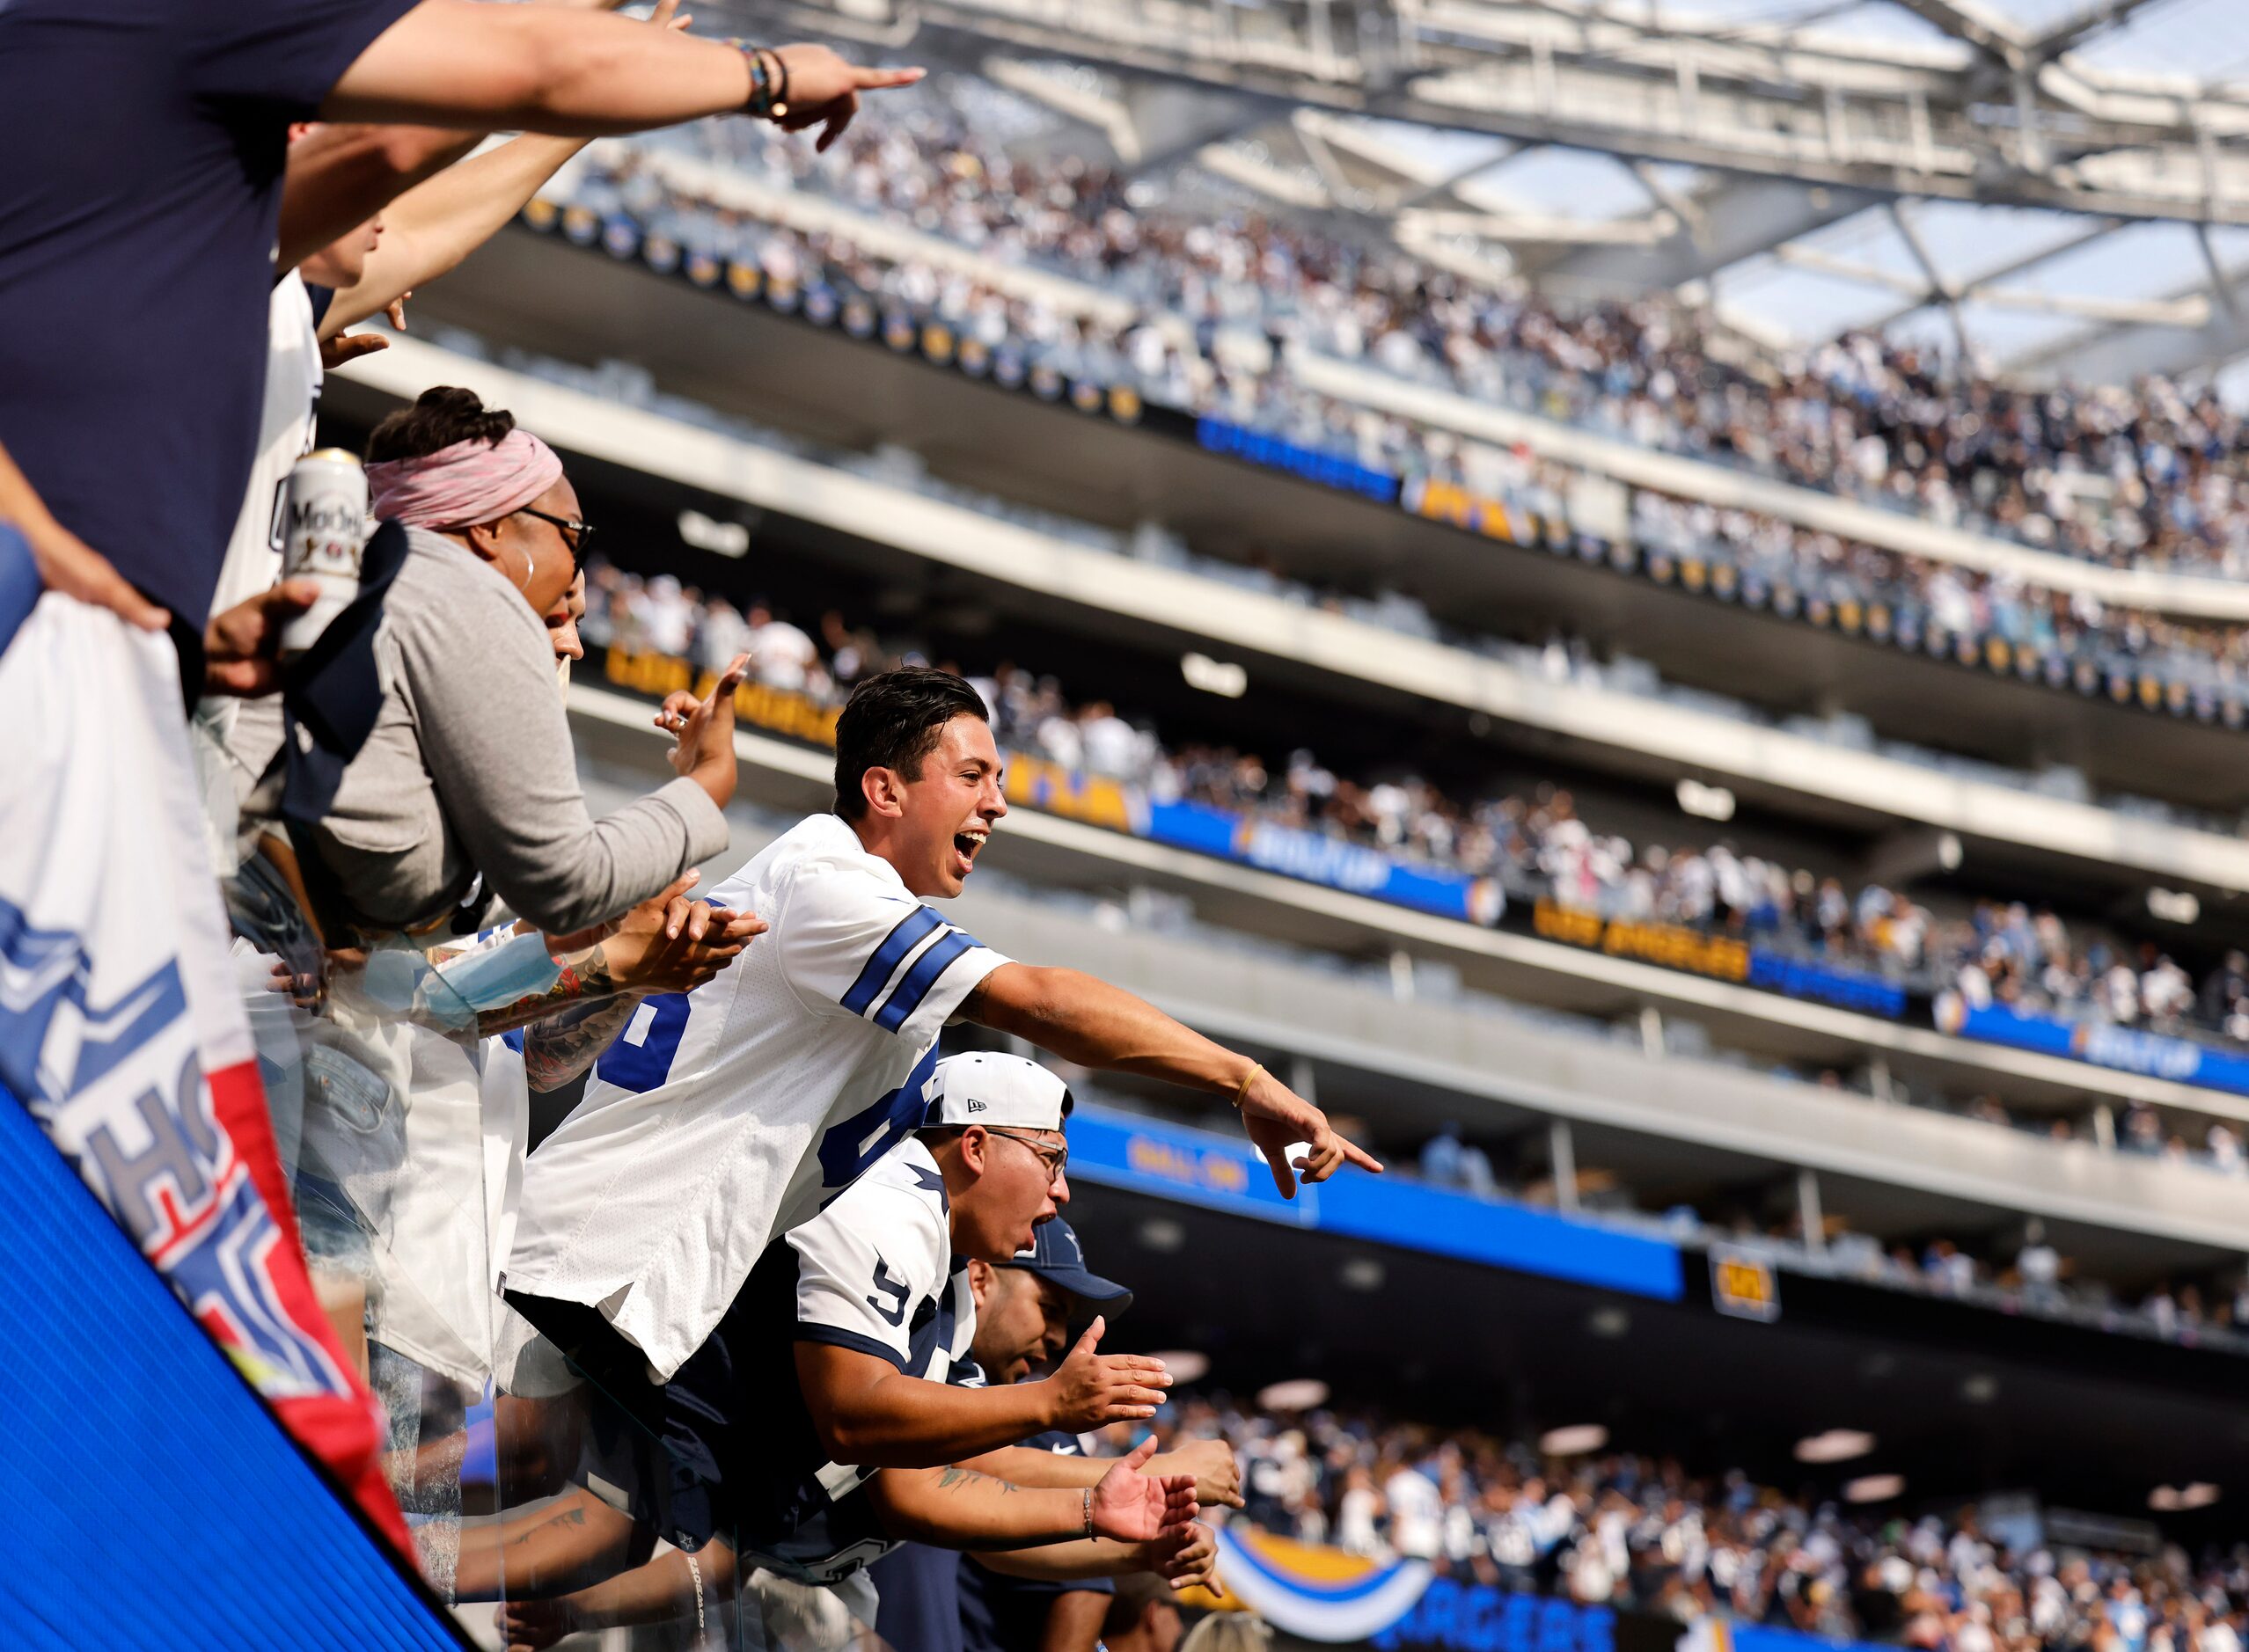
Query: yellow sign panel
1711 1251 1781 1322
1532 899 1750 983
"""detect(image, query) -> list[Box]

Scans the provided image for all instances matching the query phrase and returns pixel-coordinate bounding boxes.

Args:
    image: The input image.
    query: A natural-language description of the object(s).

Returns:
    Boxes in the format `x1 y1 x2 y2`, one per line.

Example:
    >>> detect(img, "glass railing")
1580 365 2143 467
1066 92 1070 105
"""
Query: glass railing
219 773 910 1645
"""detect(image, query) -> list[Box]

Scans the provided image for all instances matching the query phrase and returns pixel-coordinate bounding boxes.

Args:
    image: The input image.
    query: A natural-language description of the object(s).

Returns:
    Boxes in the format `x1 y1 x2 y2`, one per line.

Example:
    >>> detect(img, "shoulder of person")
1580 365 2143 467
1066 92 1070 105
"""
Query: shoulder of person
771 822 917 916
849 1137 950 1223
387 530 546 650
800 1144 950 1282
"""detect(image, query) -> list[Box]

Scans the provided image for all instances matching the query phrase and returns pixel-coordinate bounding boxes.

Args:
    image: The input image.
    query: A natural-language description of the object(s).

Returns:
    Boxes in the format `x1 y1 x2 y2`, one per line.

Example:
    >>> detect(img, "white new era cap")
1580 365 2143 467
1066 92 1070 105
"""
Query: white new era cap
920 1052 1073 1131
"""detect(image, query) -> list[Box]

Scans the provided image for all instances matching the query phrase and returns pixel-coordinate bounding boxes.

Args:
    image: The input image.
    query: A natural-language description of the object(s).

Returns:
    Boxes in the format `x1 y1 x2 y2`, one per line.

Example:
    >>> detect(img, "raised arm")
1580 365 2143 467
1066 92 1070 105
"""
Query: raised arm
316 1 698 332
324 3 921 141
795 1315 1167 1468
961 963 1383 1196
282 1 656 274
317 132 584 334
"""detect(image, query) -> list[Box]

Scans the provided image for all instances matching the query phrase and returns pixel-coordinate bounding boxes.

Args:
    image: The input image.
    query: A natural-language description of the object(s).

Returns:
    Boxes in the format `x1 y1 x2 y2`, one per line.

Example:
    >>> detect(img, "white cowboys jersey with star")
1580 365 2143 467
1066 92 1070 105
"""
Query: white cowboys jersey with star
735 1134 978 1585
503 812 1009 1381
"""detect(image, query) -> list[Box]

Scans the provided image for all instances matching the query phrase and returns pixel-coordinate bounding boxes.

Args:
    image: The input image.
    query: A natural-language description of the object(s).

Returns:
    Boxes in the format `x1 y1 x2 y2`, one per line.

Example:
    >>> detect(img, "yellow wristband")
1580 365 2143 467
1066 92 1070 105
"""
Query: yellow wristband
1232 1063 1264 1111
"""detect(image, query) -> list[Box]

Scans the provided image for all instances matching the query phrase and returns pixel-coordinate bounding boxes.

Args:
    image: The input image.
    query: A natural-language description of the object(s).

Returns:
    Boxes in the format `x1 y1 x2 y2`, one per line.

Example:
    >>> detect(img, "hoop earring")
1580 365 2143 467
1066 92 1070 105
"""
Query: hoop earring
516 546 534 589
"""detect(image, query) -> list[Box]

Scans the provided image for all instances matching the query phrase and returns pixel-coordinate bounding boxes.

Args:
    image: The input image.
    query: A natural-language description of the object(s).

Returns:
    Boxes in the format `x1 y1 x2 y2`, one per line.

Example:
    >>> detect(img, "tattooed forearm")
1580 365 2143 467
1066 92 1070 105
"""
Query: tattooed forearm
523 988 646 1093
935 1466 1019 1495
473 946 620 1040
509 1504 590 1548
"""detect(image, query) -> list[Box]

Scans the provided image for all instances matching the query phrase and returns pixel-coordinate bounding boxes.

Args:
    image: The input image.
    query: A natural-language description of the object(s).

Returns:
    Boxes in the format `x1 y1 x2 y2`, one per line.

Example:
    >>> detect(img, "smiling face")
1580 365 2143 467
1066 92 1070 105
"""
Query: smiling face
885 712 1007 898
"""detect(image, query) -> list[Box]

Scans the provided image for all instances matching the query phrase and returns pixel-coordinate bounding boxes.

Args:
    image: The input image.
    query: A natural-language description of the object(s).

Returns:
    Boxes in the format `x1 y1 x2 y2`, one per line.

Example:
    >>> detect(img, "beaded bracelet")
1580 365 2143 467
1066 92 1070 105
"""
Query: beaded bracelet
729 40 786 120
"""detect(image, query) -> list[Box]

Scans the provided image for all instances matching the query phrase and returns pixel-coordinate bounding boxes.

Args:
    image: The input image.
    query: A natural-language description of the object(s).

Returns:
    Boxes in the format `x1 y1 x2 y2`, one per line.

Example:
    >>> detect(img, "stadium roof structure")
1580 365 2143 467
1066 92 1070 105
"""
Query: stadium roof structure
720 0 2249 384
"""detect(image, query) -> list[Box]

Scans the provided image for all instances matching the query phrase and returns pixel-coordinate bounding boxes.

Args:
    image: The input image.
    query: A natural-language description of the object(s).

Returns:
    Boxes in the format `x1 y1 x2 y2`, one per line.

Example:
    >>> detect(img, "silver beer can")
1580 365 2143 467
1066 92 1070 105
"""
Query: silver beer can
278 448 370 654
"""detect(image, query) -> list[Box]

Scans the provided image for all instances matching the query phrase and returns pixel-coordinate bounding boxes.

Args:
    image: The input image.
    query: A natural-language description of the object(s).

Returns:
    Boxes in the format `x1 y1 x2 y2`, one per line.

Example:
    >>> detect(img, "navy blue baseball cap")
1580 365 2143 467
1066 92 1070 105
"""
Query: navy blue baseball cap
1005 1217 1132 1319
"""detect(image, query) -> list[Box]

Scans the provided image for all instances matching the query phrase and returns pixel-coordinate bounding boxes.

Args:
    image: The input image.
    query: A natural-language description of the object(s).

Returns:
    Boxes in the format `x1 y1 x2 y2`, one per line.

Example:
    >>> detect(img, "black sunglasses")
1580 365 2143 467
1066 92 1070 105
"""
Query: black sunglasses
517 505 597 570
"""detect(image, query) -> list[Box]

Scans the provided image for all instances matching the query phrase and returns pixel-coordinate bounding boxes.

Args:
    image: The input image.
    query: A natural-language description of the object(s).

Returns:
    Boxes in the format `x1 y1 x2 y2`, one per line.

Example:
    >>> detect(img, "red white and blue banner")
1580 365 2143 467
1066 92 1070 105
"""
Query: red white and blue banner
0 580 408 1553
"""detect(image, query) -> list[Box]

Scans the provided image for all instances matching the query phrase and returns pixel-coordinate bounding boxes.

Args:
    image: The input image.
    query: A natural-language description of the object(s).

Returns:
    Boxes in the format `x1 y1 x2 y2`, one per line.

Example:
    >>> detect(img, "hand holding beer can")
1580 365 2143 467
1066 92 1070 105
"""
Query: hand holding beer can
279 448 370 655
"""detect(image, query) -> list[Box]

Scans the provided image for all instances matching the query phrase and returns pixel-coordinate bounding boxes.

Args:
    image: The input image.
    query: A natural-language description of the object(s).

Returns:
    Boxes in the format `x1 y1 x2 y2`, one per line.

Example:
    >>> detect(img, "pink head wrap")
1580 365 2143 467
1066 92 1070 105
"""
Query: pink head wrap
364 430 567 530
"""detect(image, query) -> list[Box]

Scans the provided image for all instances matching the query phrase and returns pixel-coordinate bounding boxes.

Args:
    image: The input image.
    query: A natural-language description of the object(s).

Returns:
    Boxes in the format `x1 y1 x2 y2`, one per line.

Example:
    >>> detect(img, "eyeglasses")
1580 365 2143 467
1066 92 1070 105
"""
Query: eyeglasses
516 505 597 571
987 1128 1068 1184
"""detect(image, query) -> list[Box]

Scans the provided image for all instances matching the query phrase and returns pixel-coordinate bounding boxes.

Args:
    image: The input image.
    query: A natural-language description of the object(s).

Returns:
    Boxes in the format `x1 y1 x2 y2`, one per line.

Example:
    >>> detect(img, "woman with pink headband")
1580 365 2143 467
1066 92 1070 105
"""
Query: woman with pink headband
267 384 747 944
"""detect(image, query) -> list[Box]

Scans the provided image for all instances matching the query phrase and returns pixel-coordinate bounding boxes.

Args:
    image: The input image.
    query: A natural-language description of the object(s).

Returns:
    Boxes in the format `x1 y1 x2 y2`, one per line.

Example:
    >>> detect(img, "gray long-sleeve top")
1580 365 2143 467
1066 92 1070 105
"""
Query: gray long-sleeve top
289 526 727 938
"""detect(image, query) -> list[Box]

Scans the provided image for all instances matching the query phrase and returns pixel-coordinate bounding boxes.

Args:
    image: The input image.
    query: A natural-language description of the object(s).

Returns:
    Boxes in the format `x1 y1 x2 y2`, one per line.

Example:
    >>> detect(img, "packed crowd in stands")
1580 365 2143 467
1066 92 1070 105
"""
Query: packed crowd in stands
581 559 2249 1061
623 80 2249 583
427 311 2244 837
1127 1394 2249 1648
541 85 2249 699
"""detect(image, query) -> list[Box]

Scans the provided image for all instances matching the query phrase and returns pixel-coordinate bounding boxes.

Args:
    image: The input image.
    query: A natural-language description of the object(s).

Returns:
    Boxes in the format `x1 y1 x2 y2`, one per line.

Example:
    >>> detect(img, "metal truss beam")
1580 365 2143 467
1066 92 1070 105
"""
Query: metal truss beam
1545 175 1880 298
2008 263 2249 382
734 0 2249 229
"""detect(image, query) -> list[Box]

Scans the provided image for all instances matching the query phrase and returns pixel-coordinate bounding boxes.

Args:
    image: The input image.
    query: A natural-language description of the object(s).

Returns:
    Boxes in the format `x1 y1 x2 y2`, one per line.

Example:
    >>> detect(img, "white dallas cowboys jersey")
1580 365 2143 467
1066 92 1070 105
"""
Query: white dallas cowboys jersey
504 813 1010 1382
736 1135 980 1587
210 273 323 619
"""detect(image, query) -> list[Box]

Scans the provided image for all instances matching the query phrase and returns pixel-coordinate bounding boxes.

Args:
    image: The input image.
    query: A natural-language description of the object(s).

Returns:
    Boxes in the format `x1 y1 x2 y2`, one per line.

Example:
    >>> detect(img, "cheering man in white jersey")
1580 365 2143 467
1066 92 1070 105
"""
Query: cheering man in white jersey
502 665 1380 1396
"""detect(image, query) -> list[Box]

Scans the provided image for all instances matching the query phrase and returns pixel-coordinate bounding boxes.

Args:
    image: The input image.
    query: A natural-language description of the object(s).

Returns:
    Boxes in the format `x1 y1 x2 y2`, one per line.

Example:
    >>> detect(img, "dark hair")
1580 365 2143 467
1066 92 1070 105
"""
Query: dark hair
832 666 990 821
365 385 516 463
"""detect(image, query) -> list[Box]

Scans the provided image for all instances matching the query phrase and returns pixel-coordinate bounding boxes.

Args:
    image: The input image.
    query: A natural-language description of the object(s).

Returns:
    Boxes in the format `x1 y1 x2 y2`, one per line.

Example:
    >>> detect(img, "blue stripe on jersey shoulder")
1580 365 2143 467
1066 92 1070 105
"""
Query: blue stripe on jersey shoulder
795 1321 910 1372
872 927 981 1033
840 906 943 1018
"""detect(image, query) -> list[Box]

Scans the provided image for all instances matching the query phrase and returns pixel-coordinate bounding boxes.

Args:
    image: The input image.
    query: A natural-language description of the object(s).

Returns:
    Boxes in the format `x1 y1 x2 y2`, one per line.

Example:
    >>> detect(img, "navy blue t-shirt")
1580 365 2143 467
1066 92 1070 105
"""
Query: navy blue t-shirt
957 1430 1115 1652
873 1540 967 1652
0 0 414 626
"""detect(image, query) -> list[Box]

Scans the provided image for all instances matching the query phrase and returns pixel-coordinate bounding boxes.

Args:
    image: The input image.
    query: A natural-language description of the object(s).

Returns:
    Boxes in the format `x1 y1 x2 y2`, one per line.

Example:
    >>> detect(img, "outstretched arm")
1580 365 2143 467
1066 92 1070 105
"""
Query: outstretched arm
957 1436 1243 1511
960 963 1382 1196
494 1538 739 1648
975 1520 1220 1590
797 1318 1167 1469
318 132 585 334
317 2 694 334
280 0 648 273
866 1440 1194 1553
324 4 921 141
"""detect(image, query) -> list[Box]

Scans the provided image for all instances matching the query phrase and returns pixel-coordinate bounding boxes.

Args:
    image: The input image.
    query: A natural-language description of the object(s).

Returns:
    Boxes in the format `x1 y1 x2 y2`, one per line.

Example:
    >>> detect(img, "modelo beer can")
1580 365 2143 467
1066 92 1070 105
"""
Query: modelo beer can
279 448 370 654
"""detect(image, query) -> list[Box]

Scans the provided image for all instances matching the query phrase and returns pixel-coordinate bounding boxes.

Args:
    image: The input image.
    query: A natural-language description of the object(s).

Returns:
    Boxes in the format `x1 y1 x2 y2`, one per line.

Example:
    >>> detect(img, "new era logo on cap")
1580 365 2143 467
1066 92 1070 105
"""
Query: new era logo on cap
920 1052 1071 1132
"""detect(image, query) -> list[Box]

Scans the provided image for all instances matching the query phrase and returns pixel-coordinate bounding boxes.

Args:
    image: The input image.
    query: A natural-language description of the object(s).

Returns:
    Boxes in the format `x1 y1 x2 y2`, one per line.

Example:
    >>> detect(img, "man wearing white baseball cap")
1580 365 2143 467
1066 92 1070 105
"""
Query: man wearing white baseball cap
467 1051 1211 1630
873 1211 1245 1652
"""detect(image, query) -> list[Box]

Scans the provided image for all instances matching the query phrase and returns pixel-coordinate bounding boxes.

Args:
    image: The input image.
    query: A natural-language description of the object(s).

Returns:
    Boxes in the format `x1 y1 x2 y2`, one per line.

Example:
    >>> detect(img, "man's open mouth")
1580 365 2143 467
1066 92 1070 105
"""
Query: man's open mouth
952 825 990 869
